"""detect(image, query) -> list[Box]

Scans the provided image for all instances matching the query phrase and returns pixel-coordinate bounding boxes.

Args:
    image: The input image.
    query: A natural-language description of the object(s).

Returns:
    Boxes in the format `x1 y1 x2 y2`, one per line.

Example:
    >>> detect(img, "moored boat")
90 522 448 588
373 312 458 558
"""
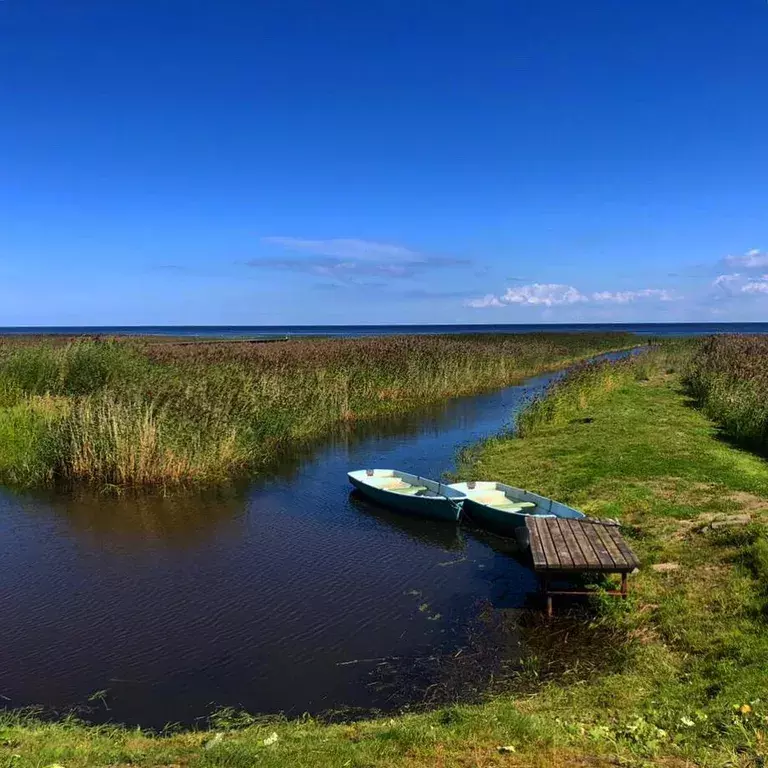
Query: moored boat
447 481 584 537
348 469 465 522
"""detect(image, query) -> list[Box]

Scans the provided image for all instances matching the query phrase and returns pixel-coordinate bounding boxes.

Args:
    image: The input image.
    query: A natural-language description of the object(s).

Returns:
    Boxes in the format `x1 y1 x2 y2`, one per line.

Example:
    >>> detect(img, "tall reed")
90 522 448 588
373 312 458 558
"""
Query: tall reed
0 333 639 488
685 334 768 452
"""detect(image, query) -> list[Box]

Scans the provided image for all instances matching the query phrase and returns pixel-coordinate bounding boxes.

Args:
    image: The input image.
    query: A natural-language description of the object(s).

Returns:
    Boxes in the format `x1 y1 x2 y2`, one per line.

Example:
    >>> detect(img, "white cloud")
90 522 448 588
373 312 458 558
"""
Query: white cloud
466 293 504 308
709 272 768 297
742 279 768 294
255 236 469 284
501 283 588 306
713 273 742 288
467 283 678 309
724 248 768 269
592 288 677 303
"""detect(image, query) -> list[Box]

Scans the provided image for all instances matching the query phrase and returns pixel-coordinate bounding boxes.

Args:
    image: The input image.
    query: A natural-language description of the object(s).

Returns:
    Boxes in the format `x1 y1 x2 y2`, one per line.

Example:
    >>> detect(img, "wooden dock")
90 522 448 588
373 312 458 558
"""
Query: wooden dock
525 517 640 615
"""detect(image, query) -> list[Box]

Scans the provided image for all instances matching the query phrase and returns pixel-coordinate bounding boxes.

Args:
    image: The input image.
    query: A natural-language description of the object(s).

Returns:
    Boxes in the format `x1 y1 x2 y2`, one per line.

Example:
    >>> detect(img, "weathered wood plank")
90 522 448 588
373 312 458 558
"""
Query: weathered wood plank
537 518 561 569
605 525 640 570
559 518 594 570
593 523 627 568
582 522 615 568
563 518 598 567
553 518 586 568
526 518 548 569
547 519 575 569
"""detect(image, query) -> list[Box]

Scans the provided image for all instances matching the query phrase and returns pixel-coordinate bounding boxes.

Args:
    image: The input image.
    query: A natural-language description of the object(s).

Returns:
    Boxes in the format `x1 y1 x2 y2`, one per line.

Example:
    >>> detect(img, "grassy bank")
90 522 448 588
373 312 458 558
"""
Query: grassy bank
5 341 768 766
0 332 636 488
515 339 696 437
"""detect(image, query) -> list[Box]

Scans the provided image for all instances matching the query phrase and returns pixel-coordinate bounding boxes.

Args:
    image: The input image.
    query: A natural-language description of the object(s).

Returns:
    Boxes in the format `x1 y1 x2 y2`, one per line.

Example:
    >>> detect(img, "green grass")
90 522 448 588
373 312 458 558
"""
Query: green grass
5 344 768 766
515 339 695 438
0 333 638 488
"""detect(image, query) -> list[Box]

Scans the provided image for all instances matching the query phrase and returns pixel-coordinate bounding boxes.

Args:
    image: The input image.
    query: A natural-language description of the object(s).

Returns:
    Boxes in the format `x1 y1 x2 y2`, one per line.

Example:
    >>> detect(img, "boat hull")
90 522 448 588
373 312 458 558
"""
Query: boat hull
348 470 464 522
448 481 584 537
462 497 529 535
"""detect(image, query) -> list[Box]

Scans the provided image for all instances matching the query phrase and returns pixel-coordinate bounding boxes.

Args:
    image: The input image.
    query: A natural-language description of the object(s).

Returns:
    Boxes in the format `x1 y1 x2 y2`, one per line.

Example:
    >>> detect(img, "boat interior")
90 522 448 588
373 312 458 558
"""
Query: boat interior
360 470 452 498
364 475 437 496
469 489 536 511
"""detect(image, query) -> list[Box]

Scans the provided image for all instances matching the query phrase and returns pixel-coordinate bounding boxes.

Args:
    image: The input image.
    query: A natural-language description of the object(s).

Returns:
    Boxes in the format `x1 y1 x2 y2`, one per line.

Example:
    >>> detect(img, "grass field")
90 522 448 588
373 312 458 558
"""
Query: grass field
0 332 637 488
4 342 768 766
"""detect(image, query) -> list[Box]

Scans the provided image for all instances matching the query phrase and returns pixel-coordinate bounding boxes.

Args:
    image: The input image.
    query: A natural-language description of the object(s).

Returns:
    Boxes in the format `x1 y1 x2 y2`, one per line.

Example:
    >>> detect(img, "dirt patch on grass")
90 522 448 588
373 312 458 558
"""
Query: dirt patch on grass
727 490 768 515
642 478 768 539
424 749 701 768
673 516 743 540
647 478 767 510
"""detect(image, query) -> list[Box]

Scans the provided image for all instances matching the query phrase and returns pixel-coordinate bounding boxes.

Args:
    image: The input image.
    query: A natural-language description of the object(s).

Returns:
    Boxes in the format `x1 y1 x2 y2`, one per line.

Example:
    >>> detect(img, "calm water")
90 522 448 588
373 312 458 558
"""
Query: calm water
1 352 626 727
1 322 767 338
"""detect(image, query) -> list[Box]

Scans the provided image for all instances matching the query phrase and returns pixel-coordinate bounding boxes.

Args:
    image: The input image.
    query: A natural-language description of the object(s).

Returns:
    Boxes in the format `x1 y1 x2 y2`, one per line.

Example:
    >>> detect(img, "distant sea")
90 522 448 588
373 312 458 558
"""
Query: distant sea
1 323 768 338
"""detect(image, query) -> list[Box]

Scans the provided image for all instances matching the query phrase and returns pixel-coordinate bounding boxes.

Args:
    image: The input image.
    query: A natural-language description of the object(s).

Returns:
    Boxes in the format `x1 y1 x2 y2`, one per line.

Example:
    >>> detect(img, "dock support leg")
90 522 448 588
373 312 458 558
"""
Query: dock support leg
621 572 628 600
541 576 552 617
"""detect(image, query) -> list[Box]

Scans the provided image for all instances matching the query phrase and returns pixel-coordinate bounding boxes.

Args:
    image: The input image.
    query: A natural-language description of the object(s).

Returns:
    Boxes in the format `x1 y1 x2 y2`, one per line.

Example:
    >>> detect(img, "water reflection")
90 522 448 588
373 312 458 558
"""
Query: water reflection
348 492 465 552
259 393 508 485
12 485 247 549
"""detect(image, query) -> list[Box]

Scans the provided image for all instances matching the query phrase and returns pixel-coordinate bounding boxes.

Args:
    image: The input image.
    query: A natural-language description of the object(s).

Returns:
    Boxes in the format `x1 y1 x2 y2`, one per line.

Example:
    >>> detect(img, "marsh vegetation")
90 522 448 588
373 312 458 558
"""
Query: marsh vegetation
686 334 768 454
0 332 637 488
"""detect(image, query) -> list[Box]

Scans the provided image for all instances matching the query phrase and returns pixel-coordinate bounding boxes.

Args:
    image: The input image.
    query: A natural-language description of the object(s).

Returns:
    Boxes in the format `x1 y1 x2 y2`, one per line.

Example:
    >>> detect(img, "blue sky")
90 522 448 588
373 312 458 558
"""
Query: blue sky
2 0 767 326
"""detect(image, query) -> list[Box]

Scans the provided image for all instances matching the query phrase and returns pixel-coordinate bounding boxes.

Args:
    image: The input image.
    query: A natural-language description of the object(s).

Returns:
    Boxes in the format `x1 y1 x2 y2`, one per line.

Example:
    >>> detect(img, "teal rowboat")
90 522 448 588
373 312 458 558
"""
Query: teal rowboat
348 469 466 522
447 481 584 537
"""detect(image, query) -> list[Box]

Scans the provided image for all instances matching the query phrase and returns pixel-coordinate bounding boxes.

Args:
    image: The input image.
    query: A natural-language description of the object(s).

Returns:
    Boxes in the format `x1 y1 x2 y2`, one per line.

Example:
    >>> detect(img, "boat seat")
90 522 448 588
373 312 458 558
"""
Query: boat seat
471 491 509 504
490 503 524 512
368 477 411 490
389 486 428 496
516 502 537 509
